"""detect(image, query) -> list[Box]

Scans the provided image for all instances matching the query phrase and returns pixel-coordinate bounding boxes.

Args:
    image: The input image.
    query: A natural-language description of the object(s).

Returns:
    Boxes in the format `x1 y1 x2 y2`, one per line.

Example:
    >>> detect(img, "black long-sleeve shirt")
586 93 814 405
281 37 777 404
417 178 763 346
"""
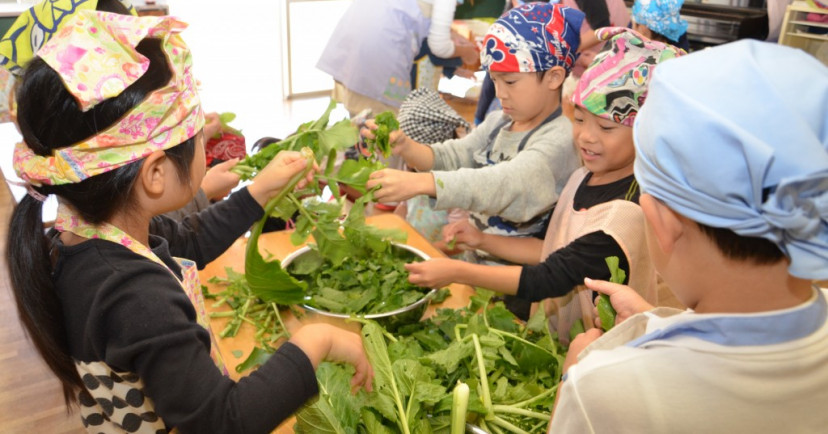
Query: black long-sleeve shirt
517 173 638 302
53 187 318 433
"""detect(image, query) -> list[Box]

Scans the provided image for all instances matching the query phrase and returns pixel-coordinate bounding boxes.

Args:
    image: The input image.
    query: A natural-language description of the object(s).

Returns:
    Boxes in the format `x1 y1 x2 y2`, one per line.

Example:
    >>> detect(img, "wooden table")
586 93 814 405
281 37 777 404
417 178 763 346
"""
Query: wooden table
199 213 475 433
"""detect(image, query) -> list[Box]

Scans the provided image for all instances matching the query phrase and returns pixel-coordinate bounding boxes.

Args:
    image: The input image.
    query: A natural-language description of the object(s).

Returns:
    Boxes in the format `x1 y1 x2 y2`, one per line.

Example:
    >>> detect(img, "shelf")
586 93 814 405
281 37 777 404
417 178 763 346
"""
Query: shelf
785 30 828 41
790 19 828 29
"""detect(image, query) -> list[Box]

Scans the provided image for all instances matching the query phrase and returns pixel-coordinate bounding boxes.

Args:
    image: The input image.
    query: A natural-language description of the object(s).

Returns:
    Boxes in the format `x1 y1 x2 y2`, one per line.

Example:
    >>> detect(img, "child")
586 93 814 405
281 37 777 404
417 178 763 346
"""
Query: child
406 28 684 330
7 11 371 433
631 0 690 50
366 2 583 267
548 39 828 432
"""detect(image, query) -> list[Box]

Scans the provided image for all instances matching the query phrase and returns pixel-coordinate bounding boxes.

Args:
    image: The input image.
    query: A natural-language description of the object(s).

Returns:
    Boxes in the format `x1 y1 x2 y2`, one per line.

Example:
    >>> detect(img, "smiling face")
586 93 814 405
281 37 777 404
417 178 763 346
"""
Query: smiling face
489 68 563 130
572 105 636 185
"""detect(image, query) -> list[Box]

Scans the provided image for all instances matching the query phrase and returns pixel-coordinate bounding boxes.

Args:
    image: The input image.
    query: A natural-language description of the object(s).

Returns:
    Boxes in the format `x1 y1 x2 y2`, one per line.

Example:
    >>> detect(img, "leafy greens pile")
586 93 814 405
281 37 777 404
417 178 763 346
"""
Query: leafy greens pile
295 290 567 434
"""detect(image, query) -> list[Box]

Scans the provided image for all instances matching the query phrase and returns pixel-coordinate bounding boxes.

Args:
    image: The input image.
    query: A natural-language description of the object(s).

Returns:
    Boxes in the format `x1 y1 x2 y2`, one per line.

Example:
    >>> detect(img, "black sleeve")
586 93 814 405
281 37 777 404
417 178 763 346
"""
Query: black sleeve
149 187 264 269
516 230 630 302
95 263 318 433
575 0 611 29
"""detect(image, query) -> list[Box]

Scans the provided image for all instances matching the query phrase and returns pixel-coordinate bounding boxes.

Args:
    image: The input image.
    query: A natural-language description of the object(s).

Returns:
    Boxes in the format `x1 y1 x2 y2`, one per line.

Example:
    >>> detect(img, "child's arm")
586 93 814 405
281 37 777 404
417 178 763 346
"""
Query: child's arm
405 258 522 294
442 220 544 265
517 231 631 302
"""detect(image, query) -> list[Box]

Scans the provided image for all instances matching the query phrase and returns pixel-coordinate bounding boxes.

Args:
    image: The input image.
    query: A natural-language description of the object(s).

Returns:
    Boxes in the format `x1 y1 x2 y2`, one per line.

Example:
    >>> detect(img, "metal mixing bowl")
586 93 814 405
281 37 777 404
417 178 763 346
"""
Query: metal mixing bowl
282 243 437 329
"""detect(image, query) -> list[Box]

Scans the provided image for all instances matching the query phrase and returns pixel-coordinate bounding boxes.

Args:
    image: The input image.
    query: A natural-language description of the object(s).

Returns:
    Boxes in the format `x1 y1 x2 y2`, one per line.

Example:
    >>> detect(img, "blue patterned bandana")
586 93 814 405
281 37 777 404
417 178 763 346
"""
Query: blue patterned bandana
481 3 583 73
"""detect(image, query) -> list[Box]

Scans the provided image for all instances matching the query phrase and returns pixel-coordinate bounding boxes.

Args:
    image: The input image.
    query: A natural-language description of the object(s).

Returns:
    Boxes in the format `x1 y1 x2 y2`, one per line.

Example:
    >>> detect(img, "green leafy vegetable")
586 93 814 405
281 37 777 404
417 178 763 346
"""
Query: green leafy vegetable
294 290 568 433
364 111 399 159
597 256 626 332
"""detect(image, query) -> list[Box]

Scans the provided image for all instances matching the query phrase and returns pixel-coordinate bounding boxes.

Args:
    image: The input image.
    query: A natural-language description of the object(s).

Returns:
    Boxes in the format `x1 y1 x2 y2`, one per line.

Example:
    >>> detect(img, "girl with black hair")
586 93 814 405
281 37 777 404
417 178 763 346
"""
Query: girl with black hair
7 11 371 433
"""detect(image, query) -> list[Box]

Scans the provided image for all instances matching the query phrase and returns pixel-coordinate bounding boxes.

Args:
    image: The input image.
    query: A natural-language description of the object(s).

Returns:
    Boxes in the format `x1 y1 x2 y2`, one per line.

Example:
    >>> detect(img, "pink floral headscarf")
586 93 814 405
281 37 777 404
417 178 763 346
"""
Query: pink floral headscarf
13 10 204 186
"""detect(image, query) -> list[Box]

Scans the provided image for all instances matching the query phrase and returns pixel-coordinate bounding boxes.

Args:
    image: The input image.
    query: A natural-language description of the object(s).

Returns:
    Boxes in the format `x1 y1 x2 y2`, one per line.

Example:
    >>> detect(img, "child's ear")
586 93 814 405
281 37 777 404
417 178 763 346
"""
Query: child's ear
138 150 169 198
640 194 683 255
546 66 566 91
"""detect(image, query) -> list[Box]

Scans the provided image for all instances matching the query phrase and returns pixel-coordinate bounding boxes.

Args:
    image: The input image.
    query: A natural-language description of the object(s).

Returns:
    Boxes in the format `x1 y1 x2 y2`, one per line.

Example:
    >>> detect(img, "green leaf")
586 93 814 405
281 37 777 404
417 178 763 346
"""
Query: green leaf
235 346 273 373
598 256 624 331
294 362 362 434
231 350 243 358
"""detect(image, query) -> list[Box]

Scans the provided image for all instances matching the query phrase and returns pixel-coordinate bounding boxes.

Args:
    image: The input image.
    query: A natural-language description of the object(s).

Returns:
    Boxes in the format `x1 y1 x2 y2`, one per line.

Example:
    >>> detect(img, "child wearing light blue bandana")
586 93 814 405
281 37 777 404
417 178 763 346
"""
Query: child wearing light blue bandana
549 40 828 433
632 0 688 48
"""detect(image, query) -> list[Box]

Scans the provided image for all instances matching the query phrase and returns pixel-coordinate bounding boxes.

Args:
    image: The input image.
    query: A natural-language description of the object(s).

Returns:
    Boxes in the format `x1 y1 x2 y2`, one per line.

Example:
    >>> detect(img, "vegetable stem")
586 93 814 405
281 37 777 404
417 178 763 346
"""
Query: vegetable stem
471 333 494 419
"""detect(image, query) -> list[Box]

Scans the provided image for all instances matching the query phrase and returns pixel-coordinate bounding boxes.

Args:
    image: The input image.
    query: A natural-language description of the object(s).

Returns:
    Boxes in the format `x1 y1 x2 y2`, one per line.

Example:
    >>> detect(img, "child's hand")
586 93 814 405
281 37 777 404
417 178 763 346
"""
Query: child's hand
289 323 373 394
360 121 409 154
442 220 484 250
247 150 318 207
201 158 241 201
405 258 459 288
204 112 222 139
562 328 602 374
584 277 654 327
366 169 434 203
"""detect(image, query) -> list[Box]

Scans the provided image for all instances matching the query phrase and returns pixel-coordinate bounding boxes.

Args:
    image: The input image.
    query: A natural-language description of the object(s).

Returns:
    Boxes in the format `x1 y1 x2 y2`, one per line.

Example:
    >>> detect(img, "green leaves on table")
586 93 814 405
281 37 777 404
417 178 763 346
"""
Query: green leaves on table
294 290 568 433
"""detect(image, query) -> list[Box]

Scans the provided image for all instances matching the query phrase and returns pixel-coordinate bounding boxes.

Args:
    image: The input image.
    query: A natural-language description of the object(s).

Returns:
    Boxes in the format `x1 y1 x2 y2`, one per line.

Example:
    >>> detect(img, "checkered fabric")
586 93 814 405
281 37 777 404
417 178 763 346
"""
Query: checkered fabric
398 88 470 145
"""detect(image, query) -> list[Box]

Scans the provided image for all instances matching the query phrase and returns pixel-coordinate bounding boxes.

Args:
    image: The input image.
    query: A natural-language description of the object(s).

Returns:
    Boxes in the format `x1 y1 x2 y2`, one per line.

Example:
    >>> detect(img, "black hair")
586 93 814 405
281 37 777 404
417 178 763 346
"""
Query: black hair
7 36 195 408
696 223 786 265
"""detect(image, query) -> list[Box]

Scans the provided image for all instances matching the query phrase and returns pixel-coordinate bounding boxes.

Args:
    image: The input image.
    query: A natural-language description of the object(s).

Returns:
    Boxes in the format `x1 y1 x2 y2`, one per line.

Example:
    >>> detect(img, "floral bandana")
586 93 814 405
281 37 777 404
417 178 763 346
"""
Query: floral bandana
571 27 685 127
0 0 137 76
12 10 204 186
480 2 584 73
632 0 688 43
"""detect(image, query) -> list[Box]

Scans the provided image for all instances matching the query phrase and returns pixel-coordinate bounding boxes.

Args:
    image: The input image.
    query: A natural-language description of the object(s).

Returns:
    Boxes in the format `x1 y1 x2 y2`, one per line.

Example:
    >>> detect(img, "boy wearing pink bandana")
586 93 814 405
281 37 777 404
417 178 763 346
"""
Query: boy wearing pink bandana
366 3 584 314
406 28 683 333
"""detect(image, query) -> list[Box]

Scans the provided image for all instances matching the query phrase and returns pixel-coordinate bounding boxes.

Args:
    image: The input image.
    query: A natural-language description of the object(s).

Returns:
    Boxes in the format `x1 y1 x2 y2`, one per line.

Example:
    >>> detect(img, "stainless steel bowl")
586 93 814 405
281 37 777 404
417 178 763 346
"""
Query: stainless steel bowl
282 243 437 329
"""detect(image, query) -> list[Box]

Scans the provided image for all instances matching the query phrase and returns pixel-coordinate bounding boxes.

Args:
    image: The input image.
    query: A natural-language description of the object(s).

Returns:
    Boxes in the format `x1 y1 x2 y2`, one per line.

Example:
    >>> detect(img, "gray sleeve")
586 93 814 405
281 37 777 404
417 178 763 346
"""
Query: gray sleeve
432 117 579 222
429 112 505 171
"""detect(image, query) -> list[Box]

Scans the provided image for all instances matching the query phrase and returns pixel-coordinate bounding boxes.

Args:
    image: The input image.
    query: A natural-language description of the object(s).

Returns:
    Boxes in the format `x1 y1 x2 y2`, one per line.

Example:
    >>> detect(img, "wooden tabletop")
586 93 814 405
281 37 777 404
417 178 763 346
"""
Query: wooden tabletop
199 212 475 433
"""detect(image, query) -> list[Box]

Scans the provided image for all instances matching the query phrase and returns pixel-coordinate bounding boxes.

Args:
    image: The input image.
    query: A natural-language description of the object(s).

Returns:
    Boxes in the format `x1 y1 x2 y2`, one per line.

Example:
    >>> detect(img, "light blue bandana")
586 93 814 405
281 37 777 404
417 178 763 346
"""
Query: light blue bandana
632 0 688 42
633 40 828 280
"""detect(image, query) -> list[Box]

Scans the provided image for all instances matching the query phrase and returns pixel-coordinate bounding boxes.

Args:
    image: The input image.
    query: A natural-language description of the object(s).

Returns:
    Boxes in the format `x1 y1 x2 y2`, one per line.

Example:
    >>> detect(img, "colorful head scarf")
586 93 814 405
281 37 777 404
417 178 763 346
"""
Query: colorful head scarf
399 88 470 144
13 10 204 186
633 40 828 280
480 2 584 73
0 0 137 75
571 27 685 127
632 0 688 43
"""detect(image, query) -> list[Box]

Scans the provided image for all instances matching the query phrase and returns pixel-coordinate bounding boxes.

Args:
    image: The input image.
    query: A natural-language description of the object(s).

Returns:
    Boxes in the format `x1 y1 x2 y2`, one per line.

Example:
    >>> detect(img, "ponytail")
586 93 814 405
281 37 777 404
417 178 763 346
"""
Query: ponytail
6 194 85 406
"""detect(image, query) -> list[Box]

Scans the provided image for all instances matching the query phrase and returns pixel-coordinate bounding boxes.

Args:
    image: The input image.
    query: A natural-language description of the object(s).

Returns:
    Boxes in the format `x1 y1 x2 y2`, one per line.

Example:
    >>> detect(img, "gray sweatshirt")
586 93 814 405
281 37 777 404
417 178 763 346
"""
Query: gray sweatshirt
430 110 580 224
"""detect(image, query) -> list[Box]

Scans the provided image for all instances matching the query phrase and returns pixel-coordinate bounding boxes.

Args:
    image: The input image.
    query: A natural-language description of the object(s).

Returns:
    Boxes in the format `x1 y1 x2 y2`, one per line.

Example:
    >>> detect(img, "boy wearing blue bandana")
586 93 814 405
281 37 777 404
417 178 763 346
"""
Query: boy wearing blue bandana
548 40 828 433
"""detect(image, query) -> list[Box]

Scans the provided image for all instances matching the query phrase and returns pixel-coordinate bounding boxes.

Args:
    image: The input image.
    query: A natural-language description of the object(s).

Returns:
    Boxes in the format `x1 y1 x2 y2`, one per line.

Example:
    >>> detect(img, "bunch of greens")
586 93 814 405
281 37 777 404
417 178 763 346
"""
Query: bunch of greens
295 290 567 434
209 101 436 370
230 100 359 180
289 245 427 315
596 256 624 332
363 110 399 159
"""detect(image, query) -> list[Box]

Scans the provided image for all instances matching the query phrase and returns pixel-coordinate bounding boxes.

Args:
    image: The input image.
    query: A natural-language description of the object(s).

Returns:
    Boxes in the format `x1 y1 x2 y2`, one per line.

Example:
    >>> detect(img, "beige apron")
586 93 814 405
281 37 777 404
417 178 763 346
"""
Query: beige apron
55 204 228 433
535 168 658 344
